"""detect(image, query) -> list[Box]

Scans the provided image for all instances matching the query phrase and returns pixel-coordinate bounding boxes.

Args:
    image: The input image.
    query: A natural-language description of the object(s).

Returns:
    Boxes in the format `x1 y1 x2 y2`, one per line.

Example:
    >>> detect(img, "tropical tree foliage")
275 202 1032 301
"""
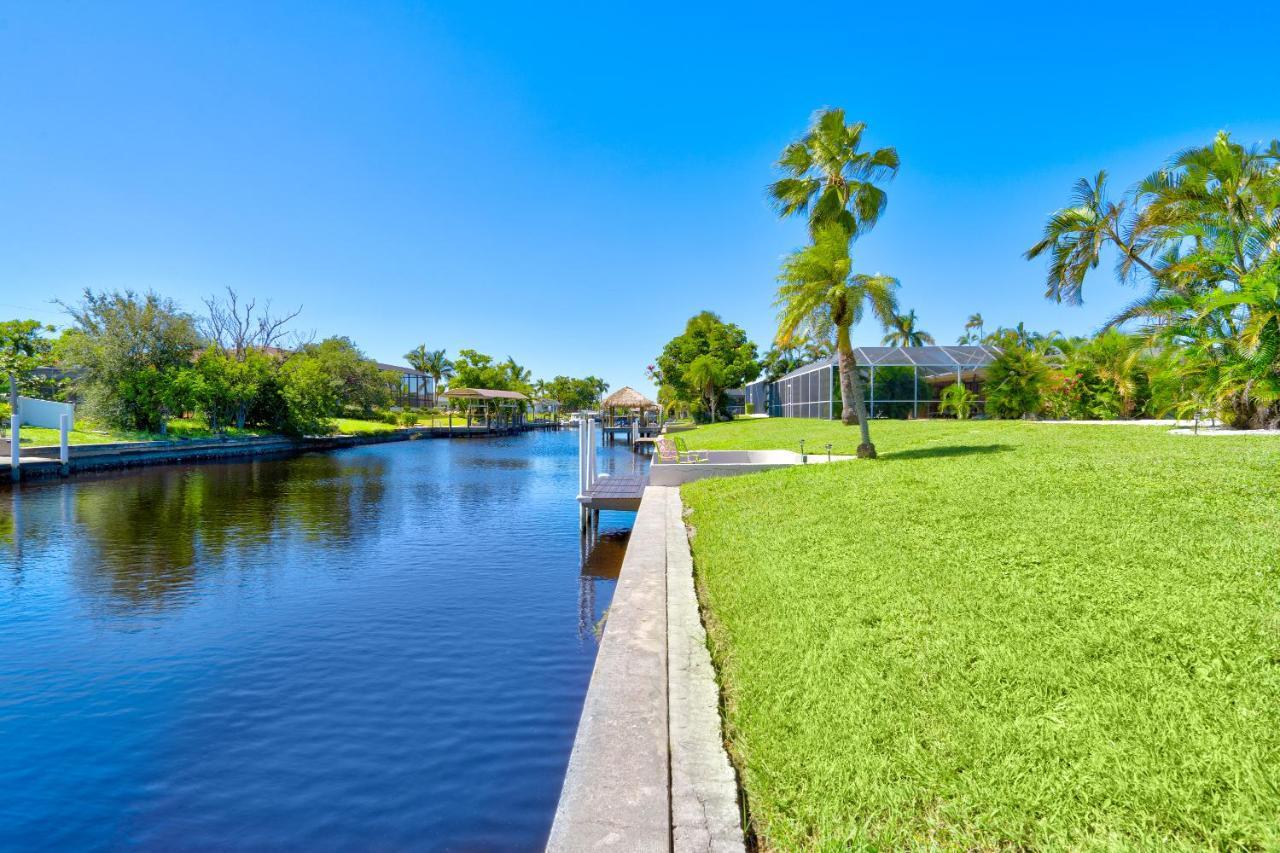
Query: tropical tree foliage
957 312 985 344
654 311 759 421
760 341 808 381
769 108 899 238
0 319 55 430
983 345 1051 419
542 375 609 411
882 309 935 347
404 346 454 403
57 290 203 433
1027 131 1280 427
776 224 898 455
769 107 904 453
938 382 977 419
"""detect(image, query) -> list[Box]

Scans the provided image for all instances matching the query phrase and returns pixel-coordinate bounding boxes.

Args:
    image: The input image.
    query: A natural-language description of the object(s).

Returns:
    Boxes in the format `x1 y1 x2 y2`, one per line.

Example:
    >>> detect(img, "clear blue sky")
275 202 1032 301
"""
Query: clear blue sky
3 2 1278 396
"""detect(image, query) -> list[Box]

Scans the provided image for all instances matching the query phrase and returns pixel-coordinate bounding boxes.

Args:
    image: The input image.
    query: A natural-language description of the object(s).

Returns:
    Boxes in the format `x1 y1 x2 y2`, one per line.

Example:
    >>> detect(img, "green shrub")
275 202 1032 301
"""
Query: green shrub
938 383 977 419
278 357 338 436
984 346 1049 419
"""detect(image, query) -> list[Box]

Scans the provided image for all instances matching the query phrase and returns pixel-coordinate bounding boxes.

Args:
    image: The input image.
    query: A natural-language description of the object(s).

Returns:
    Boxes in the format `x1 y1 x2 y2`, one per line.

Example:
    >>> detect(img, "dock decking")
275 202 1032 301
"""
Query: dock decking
578 473 647 512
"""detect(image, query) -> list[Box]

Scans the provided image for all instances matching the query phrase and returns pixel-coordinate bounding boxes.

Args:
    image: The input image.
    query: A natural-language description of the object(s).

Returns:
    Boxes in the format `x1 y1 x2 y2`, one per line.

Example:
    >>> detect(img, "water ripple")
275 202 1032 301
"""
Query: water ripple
0 430 640 850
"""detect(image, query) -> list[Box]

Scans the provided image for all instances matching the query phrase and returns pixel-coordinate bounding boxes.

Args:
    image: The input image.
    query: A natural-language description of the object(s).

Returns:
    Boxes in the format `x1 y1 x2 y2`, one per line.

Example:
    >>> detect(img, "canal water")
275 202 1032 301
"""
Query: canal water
0 430 644 850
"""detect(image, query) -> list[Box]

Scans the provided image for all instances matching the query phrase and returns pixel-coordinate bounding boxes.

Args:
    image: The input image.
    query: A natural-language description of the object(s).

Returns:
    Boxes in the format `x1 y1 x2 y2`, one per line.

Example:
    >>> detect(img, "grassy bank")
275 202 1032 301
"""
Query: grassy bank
10 415 404 446
679 419 1280 848
10 417 272 446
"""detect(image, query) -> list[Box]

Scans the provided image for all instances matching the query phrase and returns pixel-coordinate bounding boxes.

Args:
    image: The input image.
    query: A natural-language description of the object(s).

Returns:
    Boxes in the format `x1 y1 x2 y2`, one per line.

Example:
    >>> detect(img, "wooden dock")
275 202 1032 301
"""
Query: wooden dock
579 473 647 512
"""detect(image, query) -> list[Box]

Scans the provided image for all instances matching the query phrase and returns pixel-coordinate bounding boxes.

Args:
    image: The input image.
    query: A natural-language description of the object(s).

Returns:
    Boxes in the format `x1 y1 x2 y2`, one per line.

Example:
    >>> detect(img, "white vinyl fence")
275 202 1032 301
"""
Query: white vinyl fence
17 396 75 430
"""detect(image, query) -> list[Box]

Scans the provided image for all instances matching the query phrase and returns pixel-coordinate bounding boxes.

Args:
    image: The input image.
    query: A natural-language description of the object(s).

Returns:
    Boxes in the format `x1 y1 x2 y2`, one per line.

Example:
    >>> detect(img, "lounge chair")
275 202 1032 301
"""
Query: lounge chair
674 436 708 463
655 438 680 463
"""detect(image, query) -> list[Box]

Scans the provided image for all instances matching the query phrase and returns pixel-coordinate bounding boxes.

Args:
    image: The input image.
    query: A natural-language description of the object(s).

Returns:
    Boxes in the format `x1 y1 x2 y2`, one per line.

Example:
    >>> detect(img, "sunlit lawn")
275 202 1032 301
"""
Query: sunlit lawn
679 418 1280 849
10 417 270 446
11 414 496 445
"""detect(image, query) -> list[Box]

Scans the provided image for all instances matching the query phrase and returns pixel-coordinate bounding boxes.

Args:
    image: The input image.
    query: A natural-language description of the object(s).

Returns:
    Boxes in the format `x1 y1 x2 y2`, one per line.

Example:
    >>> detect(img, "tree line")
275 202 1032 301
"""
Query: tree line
1 288 611 437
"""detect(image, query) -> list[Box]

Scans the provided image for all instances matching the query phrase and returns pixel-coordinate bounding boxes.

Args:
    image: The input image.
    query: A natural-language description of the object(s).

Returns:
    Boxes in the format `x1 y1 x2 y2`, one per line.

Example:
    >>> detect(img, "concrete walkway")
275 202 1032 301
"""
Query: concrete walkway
548 486 744 852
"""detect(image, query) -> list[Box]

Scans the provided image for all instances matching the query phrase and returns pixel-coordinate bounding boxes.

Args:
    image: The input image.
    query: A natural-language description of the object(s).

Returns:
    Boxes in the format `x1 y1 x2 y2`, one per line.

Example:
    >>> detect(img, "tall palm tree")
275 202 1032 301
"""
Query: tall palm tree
965 313 985 341
404 344 430 373
411 348 453 404
769 108 900 239
882 309 935 347
776 224 898 457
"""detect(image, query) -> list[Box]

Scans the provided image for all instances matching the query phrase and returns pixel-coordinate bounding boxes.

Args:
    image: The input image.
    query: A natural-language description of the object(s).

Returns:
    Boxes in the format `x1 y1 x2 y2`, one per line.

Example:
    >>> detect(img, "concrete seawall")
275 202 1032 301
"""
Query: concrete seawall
548 486 743 851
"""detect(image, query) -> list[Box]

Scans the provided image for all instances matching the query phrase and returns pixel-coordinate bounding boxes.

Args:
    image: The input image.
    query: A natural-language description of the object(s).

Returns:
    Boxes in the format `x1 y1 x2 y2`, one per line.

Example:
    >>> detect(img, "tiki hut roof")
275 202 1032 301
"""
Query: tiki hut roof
601 386 657 410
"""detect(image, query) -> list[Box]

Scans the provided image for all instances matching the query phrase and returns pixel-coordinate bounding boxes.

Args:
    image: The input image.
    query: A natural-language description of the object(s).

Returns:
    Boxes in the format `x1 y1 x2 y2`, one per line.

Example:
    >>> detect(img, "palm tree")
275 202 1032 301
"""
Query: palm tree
769 108 900 239
776 224 898 457
404 344 431 373
406 348 453 405
963 312 985 344
1062 132 1280 427
587 377 609 408
503 356 532 387
882 309 935 347
1084 331 1146 417
686 355 727 420
1024 171 1159 304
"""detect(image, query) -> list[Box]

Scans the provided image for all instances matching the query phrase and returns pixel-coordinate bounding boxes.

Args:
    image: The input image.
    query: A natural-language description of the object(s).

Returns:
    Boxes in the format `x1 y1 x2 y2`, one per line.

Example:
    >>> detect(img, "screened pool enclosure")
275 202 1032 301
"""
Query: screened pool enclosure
744 345 1001 420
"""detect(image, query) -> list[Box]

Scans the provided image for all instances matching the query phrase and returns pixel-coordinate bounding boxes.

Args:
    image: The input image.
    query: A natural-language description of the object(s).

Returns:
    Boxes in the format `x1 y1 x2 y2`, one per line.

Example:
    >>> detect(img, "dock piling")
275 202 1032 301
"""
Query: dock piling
9 419 19 482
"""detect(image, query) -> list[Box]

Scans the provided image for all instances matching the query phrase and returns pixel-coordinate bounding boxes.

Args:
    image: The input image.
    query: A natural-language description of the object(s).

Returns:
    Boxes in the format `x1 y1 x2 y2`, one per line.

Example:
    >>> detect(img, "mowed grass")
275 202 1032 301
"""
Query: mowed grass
679 419 1280 849
11 414 473 446
329 417 398 434
10 417 270 446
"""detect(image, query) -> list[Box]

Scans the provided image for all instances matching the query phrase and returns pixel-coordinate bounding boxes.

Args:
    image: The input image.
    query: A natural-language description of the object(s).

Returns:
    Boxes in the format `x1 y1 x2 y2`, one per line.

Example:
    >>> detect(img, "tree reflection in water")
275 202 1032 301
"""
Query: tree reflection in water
4 454 388 611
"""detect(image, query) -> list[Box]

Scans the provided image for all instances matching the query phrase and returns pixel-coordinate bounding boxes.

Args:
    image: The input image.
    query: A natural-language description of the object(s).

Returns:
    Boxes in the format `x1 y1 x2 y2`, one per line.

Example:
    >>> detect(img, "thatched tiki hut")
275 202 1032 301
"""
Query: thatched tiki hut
600 386 659 428
441 388 529 429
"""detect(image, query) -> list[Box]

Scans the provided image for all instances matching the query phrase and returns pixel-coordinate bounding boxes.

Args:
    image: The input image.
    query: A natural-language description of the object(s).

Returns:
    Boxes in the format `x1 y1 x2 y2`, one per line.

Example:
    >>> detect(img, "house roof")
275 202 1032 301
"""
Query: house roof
441 387 528 401
769 345 1003 383
376 362 428 376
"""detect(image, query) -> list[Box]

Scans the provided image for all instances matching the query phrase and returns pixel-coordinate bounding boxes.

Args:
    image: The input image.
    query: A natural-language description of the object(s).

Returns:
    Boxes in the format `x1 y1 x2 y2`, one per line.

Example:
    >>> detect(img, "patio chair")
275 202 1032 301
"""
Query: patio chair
655 438 680 464
674 436 708 463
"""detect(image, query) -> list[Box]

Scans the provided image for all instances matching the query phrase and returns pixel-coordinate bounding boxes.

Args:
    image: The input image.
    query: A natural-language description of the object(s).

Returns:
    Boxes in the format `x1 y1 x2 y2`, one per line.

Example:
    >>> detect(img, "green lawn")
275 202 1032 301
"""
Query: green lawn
679 418 1280 849
9 417 270 446
9 413 466 445
329 417 398 435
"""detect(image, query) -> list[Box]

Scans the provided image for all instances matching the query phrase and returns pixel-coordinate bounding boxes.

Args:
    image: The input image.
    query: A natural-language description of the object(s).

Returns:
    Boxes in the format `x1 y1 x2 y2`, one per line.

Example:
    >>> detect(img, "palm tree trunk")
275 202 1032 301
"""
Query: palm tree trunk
836 324 876 458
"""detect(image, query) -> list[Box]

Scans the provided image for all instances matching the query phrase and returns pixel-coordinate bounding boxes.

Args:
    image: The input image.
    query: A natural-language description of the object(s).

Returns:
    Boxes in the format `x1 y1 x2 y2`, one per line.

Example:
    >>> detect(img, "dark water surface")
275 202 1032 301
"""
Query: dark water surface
0 430 642 851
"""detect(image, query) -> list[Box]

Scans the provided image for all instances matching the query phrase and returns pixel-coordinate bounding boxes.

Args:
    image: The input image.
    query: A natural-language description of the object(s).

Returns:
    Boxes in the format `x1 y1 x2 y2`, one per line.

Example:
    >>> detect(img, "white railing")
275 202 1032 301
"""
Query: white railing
578 417 598 497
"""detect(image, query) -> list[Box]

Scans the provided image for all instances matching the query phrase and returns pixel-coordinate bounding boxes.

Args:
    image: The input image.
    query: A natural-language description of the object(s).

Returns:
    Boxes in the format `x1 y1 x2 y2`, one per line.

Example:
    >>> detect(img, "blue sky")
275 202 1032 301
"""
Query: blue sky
3 2 1278 396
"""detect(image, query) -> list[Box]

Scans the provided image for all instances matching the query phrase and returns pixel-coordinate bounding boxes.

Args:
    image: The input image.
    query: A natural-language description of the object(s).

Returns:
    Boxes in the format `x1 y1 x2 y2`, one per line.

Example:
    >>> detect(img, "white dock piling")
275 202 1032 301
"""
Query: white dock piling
60 413 70 473
9 419 19 482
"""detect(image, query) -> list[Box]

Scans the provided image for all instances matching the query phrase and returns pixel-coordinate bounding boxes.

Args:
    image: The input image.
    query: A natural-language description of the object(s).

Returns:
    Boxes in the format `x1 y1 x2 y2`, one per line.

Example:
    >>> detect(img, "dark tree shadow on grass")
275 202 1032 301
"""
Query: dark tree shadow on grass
880 443 1012 461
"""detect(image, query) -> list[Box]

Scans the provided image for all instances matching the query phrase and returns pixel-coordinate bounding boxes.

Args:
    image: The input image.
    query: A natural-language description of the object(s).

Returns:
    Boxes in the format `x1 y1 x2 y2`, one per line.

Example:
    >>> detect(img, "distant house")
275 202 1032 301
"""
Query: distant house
377 363 435 408
743 345 1002 419
723 387 746 415
531 398 561 418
